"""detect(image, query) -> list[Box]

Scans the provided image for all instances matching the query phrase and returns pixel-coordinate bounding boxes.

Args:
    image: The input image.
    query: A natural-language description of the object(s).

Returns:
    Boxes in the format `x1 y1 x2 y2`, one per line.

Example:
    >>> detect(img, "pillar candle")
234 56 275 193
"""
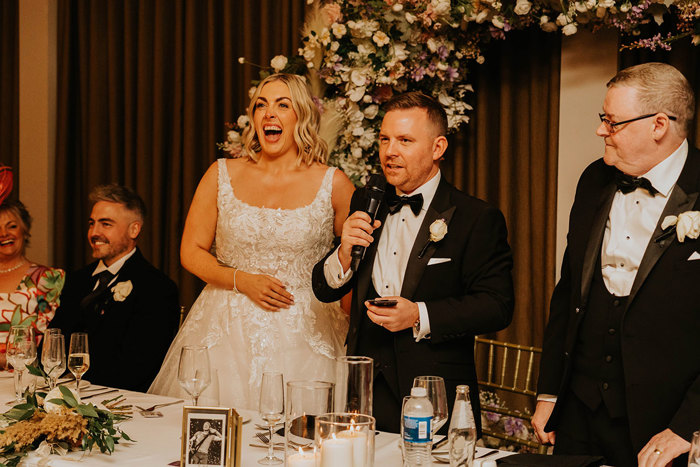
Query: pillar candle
320 436 353 467
336 429 368 467
287 450 317 467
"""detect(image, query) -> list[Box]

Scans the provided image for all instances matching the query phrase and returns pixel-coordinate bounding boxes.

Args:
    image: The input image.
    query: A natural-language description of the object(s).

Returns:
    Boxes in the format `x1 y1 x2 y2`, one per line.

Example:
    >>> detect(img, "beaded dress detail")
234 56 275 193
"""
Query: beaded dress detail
149 159 348 409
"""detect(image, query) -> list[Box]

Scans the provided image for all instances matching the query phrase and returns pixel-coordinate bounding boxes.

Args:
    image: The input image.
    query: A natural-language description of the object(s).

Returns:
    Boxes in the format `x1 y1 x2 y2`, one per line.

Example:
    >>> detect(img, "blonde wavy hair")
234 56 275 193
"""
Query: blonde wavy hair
240 74 328 165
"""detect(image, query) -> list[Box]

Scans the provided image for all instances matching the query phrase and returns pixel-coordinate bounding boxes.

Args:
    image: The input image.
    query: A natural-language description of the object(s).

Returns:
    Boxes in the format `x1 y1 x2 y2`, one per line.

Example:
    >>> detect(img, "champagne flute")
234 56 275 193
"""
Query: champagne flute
413 375 449 436
6 326 37 403
258 372 284 465
177 345 211 406
68 332 90 399
41 333 65 390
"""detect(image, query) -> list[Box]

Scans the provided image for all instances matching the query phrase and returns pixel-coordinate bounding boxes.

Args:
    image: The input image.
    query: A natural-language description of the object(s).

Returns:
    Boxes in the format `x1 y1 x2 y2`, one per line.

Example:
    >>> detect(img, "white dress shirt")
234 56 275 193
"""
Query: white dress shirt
601 139 688 296
324 172 442 341
91 247 137 289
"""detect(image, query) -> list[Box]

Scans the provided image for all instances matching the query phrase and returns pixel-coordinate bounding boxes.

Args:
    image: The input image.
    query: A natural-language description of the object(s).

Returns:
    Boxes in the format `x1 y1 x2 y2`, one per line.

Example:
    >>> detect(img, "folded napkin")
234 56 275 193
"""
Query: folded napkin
497 454 605 467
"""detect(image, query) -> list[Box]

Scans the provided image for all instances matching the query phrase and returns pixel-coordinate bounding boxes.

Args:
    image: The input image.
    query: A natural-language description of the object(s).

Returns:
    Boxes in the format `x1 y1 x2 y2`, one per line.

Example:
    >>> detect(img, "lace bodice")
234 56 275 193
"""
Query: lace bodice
215 159 336 290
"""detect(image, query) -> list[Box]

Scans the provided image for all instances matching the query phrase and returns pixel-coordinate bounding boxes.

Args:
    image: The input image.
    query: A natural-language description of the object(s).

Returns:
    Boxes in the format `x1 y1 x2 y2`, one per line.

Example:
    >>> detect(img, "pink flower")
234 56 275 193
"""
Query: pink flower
322 3 342 25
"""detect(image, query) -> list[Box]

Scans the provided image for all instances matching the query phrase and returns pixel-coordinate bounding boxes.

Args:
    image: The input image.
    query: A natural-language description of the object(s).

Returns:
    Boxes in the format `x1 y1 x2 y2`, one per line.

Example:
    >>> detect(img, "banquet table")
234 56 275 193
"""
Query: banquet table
0 375 513 466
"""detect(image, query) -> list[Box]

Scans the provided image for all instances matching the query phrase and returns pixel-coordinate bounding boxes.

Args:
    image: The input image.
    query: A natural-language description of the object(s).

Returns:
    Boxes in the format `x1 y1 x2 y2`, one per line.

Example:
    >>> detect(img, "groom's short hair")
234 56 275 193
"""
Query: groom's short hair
383 91 448 136
89 184 146 221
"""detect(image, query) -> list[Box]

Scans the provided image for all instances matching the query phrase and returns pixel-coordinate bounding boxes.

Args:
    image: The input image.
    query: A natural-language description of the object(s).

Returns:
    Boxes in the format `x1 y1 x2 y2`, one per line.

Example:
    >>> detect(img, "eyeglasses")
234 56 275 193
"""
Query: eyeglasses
598 112 677 134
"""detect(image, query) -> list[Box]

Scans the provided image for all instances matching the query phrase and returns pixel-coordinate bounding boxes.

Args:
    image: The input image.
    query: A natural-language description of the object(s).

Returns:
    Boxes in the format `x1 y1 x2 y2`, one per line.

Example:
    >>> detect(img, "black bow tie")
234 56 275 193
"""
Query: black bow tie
615 170 658 196
387 192 423 215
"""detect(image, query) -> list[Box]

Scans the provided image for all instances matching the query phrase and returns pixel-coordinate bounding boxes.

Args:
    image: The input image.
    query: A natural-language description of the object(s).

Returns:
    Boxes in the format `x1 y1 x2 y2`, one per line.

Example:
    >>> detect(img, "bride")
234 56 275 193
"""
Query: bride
149 74 353 409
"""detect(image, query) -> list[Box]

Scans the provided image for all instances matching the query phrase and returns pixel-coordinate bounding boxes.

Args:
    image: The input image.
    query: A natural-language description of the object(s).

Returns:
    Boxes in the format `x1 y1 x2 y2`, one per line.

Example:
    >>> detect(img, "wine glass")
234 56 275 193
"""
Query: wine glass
68 332 90 399
258 372 284 465
6 326 37 403
413 375 449 435
177 345 211 406
41 333 65 390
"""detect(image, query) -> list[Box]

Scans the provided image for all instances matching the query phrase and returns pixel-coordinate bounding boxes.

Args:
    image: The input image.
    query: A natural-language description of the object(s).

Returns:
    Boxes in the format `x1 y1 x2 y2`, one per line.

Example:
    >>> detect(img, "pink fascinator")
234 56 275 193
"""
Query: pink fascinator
0 167 13 205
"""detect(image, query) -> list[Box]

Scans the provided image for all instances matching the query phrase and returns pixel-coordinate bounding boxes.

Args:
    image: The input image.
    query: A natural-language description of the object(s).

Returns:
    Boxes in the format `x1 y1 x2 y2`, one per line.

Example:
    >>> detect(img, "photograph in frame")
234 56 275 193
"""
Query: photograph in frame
181 406 241 467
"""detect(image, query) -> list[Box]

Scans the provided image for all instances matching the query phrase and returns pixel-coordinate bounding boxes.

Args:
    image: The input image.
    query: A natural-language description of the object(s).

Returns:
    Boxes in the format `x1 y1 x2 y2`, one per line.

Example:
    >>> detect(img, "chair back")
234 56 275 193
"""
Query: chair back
474 337 548 453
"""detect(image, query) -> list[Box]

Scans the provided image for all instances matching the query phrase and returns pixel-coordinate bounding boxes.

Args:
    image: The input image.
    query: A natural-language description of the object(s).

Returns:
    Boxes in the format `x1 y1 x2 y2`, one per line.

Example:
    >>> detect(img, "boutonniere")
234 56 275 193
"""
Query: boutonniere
659 211 700 243
418 219 448 258
111 280 133 302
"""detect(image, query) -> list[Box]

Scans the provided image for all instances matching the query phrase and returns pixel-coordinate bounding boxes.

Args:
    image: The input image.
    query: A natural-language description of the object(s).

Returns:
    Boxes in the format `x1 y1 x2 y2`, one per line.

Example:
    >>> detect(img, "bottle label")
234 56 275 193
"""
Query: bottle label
403 415 432 443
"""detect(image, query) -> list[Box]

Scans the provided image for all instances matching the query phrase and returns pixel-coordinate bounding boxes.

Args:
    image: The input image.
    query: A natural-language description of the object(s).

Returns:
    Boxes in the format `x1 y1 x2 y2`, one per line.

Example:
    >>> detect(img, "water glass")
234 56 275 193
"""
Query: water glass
285 380 334 460
7 326 37 403
413 375 448 435
335 356 373 415
690 430 700 467
41 333 65 390
177 345 211 406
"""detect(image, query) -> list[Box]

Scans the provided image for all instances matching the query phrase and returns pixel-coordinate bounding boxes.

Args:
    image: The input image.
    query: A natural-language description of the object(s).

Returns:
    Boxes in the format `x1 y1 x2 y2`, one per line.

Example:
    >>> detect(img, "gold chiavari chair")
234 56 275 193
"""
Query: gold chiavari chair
474 337 548 454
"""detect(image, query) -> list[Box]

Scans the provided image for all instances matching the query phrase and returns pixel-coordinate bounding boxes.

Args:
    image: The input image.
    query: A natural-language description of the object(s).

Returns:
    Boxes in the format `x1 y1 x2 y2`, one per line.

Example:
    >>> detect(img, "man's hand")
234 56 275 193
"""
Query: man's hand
364 296 418 332
531 400 556 445
337 211 381 272
638 429 690 467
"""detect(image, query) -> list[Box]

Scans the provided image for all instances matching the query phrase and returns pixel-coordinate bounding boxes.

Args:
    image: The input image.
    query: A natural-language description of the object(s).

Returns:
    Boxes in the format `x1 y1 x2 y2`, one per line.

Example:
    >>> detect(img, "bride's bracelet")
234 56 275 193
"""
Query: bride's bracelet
233 268 239 293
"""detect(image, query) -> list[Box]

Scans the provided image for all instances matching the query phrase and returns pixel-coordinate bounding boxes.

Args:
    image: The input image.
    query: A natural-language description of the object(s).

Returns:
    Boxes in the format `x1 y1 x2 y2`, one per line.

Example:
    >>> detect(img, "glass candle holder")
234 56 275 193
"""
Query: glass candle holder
335 356 373 415
315 412 375 467
285 381 334 465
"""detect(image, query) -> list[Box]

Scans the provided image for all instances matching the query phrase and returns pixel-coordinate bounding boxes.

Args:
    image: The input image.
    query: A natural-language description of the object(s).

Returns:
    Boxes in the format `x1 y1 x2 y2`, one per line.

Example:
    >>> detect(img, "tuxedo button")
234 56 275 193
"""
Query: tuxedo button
574 307 580 314
613 299 620 307
564 352 569 358
608 328 616 335
602 382 609 390
605 355 613 363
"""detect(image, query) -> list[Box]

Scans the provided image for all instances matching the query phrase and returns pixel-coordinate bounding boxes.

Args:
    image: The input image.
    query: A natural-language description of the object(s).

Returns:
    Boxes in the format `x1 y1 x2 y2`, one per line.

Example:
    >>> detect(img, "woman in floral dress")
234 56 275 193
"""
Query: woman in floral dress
0 200 65 367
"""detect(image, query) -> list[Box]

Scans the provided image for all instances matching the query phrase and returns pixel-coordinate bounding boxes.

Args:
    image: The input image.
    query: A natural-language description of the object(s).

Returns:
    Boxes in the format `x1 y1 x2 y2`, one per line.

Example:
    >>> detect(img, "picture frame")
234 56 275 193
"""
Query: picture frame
181 406 242 467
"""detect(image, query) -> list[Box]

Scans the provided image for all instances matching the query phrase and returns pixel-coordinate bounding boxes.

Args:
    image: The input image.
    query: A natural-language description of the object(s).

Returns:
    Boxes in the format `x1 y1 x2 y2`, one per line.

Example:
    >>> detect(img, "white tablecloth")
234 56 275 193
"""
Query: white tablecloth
0 376 512 466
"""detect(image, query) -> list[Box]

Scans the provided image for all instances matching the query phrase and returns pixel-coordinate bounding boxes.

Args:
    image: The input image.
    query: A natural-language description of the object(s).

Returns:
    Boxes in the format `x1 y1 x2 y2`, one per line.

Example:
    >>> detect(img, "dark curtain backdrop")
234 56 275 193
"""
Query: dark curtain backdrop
443 30 561 348
53 1 560 348
0 0 19 184
54 0 307 305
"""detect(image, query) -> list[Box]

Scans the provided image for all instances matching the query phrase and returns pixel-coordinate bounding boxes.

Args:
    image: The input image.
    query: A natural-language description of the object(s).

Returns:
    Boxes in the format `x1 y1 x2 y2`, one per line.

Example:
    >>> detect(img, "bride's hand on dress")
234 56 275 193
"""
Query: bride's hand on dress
236 271 294 311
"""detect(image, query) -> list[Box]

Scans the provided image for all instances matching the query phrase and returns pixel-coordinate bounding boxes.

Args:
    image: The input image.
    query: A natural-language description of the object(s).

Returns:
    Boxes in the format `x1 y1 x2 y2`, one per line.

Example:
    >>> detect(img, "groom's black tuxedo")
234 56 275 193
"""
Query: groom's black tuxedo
538 148 700 460
50 248 179 392
313 178 514 432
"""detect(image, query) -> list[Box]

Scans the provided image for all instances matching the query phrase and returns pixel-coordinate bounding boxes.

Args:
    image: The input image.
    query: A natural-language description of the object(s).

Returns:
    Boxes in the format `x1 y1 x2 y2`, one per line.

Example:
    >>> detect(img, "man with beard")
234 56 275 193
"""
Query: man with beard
50 184 179 392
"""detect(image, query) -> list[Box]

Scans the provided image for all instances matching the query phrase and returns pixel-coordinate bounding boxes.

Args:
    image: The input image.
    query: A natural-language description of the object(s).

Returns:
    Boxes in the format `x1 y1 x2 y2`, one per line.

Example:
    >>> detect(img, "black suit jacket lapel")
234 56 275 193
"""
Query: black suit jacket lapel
580 180 617 305
401 179 456 299
627 149 700 308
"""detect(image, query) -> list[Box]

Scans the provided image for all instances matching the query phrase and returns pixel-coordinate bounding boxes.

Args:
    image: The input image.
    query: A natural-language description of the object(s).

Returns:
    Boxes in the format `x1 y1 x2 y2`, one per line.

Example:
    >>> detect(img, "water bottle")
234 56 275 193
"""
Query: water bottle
448 385 477 466
403 386 433 466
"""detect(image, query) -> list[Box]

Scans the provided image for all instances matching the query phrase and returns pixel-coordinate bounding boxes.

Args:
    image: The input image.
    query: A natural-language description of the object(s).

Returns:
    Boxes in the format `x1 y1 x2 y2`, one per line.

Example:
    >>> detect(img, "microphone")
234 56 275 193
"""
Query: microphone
351 173 387 272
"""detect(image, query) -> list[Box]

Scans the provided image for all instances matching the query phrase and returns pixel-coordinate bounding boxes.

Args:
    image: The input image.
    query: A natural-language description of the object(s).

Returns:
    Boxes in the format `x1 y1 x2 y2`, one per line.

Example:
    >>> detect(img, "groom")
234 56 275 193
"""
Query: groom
312 92 514 432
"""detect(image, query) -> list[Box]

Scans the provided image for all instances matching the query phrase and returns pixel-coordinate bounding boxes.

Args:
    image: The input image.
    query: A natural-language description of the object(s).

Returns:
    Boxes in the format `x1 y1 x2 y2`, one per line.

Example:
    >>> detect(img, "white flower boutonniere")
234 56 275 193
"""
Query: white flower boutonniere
660 211 700 242
111 280 133 302
419 219 448 258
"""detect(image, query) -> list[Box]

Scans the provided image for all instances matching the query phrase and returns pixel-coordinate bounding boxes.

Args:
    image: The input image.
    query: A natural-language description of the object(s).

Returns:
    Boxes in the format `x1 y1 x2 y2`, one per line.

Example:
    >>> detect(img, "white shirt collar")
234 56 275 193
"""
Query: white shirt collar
92 247 137 277
642 139 688 197
396 170 441 214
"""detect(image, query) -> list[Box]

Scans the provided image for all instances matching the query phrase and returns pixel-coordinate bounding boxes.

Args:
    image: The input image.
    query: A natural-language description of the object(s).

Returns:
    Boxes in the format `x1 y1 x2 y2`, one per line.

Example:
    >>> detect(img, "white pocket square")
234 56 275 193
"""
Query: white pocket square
427 257 451 266
688 251 700 261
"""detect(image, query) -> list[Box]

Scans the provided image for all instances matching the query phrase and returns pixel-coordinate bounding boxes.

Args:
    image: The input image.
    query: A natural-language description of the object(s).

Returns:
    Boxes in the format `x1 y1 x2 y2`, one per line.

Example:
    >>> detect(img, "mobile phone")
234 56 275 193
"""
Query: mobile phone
367 298 397 307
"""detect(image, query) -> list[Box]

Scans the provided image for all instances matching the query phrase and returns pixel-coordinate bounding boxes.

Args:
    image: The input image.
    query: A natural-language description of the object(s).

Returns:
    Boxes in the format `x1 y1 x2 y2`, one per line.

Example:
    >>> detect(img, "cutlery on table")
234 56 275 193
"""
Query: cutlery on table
135 399 184 412
249 443 285 451
81 389 118 400
255 431 311 449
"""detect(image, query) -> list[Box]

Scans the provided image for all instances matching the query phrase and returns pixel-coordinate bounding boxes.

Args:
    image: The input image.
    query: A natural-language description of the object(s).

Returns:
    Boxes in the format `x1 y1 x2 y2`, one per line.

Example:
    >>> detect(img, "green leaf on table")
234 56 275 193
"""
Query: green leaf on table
4 405 34 421
47 398 68 407
121 431 133 441
76 404 98 418
58 386 78 407
26 364 44 378
105 435 115 453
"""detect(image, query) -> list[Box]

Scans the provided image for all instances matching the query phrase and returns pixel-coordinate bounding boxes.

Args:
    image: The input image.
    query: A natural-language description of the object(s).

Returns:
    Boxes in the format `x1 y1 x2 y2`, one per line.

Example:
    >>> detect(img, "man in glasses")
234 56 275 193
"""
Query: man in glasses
533 62 699 467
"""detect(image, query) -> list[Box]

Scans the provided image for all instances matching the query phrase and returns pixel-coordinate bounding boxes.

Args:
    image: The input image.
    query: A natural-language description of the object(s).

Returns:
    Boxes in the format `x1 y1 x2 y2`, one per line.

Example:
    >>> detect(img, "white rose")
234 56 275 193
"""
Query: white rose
676 211 700 242
429 219 448 242
514 0 531 15
44 386 80 414
405 12 417 23
491 16 505 29
270 55 288 72
348 86 366 102
556 13 568 26
392 42 408 60
112 280 133 302
357 42 376 56
237 115 249 128
350 69 368 87
392 2 403 12
363 104 379 119
575 1 588 13
562 23 578 35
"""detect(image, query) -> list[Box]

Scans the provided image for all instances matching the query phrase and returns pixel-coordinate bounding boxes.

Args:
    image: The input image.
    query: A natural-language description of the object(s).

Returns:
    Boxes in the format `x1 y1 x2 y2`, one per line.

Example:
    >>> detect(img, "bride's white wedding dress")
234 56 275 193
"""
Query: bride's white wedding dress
149 159 348 410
